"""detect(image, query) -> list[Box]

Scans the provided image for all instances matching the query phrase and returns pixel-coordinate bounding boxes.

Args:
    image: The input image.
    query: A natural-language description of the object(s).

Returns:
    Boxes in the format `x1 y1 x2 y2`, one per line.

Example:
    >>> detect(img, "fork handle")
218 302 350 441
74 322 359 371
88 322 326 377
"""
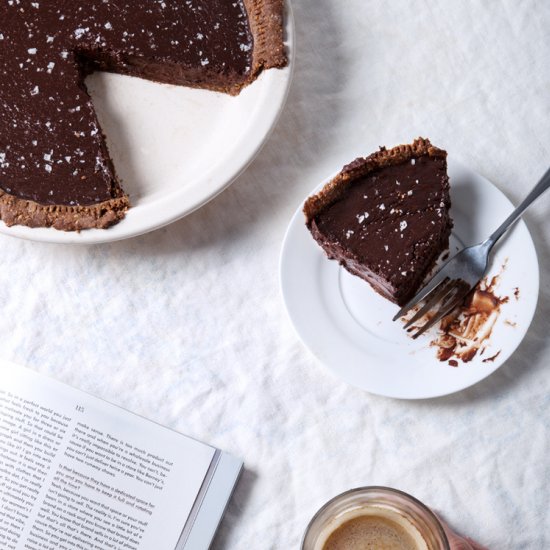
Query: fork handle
484 166 550 250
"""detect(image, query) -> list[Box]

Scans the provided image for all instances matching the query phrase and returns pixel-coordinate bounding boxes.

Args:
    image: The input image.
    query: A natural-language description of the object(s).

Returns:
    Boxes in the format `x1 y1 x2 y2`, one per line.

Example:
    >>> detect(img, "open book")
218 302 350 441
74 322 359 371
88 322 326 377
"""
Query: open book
0 360 242 550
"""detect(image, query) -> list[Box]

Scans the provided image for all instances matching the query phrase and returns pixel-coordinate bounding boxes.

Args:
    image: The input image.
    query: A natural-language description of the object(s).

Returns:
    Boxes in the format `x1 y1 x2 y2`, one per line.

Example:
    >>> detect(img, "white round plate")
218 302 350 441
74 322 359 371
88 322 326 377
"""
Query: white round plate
280 158 539 399
0 6 295 245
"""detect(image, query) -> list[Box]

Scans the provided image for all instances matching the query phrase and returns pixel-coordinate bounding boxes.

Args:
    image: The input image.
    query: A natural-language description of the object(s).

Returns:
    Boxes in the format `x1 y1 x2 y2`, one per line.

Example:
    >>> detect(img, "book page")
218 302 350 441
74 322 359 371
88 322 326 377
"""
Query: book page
0 361 216 550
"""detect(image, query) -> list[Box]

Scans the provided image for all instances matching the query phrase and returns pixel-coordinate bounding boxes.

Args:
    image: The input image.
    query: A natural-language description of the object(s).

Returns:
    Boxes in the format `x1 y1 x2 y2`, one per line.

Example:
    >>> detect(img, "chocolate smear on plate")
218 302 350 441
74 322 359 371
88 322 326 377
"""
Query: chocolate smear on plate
403 260 515 365
482 350 502 363
431 265 510 364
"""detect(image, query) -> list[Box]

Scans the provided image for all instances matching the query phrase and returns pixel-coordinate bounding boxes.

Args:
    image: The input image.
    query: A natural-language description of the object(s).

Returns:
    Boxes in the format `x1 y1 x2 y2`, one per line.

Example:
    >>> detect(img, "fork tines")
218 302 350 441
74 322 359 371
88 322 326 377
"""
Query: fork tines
397 278 471 339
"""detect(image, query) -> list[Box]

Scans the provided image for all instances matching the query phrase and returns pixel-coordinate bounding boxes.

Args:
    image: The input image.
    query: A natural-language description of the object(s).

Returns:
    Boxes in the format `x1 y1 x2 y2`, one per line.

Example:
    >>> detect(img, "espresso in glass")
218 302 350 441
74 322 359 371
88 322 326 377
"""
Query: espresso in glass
302 487 449 550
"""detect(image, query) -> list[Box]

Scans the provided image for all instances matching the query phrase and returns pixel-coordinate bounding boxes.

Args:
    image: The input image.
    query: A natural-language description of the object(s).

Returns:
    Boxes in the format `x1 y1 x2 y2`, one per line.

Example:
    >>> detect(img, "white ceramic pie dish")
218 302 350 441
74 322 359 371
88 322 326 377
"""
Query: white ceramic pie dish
0 3 295 245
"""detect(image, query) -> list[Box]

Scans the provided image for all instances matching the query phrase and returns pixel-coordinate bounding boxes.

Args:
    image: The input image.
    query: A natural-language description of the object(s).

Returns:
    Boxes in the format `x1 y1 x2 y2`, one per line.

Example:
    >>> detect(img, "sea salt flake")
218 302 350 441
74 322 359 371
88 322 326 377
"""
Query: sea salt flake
345 230 354 239
379 203 385 210
30 85 40 95
411 158 416 165
28 48 37 55
384 245 389 251
74 27 89 39
400 220 408 231
407 190 413 196
44 164 52 173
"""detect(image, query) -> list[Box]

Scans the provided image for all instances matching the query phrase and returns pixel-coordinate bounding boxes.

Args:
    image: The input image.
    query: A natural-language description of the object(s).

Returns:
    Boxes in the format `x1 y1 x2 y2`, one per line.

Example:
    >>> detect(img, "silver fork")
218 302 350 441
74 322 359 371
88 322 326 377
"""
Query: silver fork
393 166 550 339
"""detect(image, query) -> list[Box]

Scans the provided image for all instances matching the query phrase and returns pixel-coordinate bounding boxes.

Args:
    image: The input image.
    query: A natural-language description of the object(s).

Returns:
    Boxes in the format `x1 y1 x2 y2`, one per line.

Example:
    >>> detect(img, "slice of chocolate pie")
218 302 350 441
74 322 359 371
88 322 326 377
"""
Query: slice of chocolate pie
304 138 452 306
0 0 286 231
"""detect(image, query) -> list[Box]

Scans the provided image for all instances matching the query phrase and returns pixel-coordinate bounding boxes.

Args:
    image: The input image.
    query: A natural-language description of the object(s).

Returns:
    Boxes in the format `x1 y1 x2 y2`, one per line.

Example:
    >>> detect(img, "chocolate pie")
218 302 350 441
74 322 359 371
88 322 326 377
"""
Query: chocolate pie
0 0 286 231
304 138 453 306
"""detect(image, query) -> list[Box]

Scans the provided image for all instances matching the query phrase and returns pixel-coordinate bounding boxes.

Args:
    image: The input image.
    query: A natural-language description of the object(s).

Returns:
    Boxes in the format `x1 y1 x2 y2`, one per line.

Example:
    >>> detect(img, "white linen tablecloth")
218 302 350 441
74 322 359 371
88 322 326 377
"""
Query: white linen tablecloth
1 1 549 548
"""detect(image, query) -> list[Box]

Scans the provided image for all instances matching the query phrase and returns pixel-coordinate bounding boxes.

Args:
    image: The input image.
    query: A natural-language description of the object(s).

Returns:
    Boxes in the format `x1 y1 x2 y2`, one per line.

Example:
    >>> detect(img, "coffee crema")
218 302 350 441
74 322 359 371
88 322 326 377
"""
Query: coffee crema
316 506 428 550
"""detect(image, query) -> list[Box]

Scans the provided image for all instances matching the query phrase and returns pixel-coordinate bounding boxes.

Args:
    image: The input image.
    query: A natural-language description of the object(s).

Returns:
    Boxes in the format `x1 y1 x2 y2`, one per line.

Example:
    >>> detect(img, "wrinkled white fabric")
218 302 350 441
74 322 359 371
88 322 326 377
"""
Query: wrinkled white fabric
0 1 549 548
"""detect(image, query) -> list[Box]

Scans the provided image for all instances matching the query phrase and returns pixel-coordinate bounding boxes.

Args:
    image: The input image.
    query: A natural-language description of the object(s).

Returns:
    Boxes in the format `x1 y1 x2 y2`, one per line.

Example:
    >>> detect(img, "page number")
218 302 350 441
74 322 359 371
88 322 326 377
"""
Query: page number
75 405 85 413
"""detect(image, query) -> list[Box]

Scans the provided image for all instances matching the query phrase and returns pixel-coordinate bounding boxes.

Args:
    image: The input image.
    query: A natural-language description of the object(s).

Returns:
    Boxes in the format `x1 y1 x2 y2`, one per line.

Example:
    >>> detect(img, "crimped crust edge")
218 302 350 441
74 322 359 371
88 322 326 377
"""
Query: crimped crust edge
304 137 447 225
244 0 287 78
0 190 130 232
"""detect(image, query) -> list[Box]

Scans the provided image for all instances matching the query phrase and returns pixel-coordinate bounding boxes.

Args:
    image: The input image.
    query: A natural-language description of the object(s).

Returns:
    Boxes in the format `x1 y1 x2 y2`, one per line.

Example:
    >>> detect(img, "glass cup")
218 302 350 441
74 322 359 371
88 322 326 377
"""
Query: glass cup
301 486 450 550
